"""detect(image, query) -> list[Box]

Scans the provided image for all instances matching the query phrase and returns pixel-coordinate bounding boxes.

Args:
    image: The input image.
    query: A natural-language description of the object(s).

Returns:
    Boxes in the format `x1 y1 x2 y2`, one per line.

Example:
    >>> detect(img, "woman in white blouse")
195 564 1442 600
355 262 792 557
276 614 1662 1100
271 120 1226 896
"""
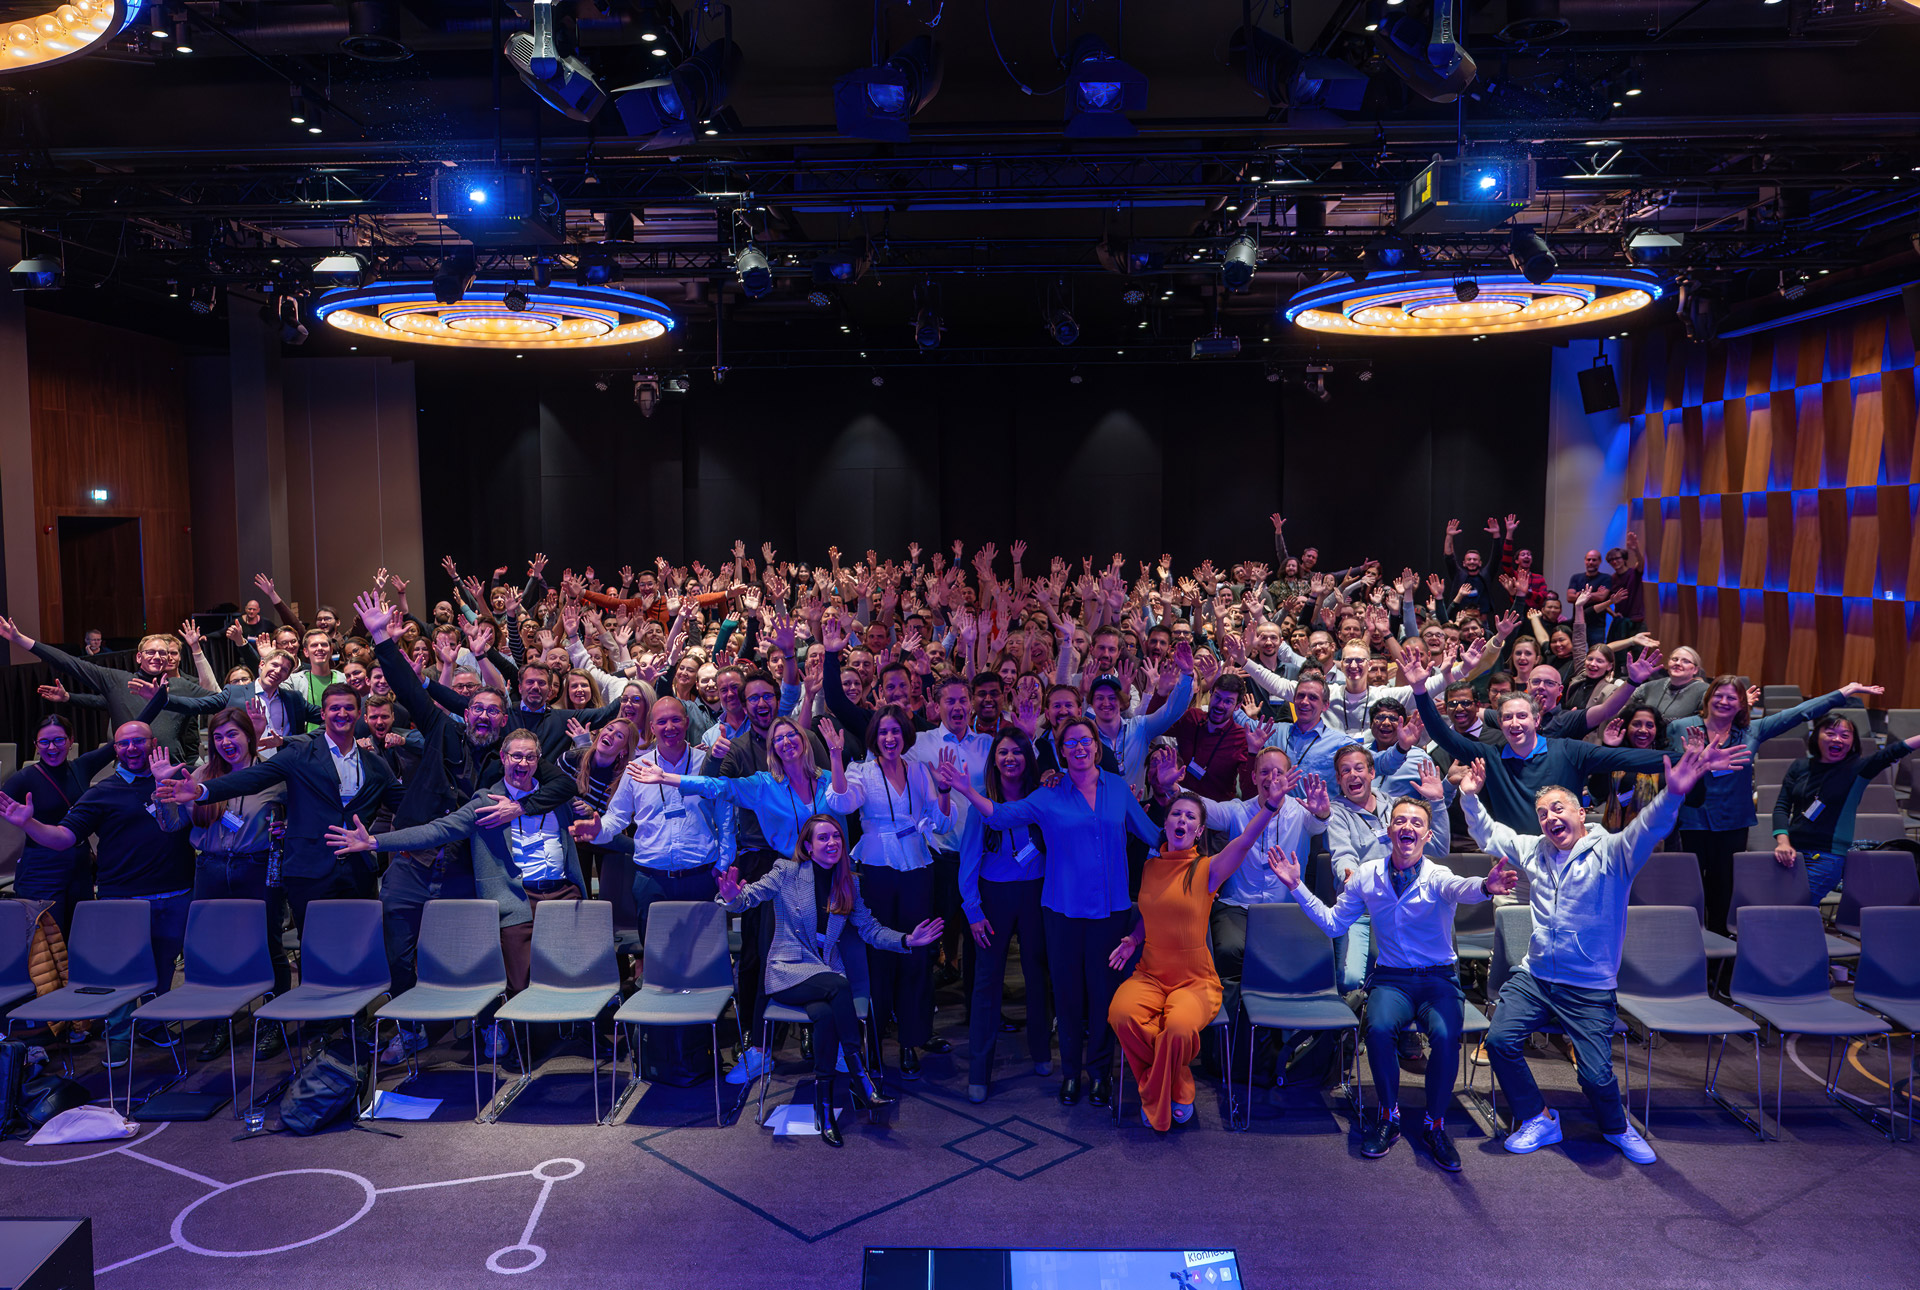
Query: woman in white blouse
824 705 953 1080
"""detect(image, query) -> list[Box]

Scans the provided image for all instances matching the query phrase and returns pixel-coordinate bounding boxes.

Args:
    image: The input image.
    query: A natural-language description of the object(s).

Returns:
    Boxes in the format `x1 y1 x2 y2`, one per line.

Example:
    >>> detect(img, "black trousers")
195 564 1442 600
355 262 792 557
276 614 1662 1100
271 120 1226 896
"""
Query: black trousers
858 863 934 1050
284 864 376 936
968 877 1051 1084
1043 907 1131 1082
1681 828 1742 935
932 850 965 968
770 971 860 1076
632 864 719 946
734 849 780 1046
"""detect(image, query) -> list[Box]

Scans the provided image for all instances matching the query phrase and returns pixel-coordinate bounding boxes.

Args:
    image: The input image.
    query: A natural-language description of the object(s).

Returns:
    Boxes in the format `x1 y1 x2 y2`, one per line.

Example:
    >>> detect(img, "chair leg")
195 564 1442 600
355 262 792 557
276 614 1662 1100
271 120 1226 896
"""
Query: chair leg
1239 1024 1258 1132
1219 1024 1236 1128
711 1021 723 1128
228 1020 242 1119
755 1019 772 1127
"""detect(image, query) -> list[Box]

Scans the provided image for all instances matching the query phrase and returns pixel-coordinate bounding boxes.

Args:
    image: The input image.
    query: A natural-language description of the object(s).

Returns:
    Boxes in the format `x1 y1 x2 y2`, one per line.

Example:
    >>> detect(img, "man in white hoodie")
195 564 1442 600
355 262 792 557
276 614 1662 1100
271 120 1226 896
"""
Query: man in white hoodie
1460 738 1744 1165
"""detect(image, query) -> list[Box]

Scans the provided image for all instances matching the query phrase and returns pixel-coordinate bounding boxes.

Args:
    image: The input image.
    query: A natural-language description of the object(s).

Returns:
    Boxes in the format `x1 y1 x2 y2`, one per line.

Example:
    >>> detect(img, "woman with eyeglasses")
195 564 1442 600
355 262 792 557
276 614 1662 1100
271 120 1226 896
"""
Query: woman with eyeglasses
4 686 167 933
939 715 1160 1109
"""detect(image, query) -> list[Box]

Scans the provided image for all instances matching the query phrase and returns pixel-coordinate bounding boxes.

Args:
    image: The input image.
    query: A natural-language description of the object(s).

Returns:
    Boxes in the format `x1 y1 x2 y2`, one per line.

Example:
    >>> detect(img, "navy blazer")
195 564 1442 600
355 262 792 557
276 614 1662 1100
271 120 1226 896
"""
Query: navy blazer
166 681 319 734
195 732 404 881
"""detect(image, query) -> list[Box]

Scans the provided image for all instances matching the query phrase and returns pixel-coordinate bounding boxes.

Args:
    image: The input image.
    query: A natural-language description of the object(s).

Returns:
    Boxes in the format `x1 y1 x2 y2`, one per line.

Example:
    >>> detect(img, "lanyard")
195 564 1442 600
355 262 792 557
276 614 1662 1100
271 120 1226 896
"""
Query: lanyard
879 759 908 822
656 748 689 808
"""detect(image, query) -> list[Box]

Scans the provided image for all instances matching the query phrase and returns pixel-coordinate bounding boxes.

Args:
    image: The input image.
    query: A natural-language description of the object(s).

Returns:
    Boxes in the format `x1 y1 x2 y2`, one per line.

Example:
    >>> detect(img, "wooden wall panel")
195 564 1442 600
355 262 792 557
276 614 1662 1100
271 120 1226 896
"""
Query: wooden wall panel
27 312 192 645
1621 297 1918 706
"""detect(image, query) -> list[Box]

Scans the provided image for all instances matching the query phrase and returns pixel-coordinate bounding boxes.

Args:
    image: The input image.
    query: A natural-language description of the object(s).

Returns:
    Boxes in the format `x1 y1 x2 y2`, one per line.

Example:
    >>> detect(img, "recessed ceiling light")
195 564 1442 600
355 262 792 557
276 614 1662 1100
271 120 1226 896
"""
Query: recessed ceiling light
703 128 718 136
650 46 667 56
641 31 658 41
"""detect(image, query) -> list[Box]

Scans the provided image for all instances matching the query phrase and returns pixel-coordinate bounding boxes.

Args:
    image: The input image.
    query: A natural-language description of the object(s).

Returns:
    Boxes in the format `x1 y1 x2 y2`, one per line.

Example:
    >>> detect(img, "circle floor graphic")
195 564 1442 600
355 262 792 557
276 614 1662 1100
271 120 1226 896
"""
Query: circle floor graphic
530 1158 584 1182
487 1244 546 1274
171 1169 378 1258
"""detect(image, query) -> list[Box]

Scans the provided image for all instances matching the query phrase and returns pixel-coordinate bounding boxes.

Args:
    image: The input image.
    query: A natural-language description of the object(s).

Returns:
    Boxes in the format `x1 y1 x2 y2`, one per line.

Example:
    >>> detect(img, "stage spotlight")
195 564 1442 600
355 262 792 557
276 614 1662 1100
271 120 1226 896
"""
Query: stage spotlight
149 5 169 39
1454 278 1479 302
1263 362 1282 383
914 307 942 349
1047 308 1079 346
834 34 942 142
1625 229 1684 266
812 241 871 285
433 254 476 304
503 286 530 313
532 258 553 288
633 372 660 418
188 283 218 315
1121 286 1146 305
575 250 620 285
612 38 742 149
1373 3 1475 103
1221 234 1261 291
734 244 773 298
1508 226 1556 284
342 0 411 60
1312 375 1332 402
508 24 608 122
315 251 362 282
1363 234 1419 274
1620 67 1642 96
807 289 832 308
8 255 62 291
172 12 193 52
603 210 635 241
871 372 885 387
1231 25 1369 111
593 375 609 392
278 295 309 345
1063 35 1147 138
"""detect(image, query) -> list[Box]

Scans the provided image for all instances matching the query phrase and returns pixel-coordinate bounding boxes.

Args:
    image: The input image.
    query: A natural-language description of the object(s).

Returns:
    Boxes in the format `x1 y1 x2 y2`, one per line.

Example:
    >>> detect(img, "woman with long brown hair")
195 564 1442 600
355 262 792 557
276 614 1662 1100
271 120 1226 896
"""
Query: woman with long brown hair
563 716 639 897
716 814 943 1147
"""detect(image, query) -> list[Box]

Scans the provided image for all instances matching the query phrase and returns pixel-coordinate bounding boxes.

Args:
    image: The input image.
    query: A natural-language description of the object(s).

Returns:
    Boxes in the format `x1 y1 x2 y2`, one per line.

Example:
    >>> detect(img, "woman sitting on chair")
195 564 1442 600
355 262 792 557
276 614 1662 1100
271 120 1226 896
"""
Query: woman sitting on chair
1265 761 1518 1172
1104 793 1277 1133
716 812 944 1148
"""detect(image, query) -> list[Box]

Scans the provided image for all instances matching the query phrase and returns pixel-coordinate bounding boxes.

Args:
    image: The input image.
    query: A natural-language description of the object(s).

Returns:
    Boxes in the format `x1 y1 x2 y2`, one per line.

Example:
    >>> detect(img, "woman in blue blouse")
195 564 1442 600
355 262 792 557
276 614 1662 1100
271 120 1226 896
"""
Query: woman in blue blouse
1666 675 1881 932
941 715 1159 1108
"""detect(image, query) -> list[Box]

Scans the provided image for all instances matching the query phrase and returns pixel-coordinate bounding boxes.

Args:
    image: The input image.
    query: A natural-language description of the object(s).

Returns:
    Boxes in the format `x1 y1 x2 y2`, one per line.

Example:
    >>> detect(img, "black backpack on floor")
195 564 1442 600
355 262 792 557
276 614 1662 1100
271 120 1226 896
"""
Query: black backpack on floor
278 1047 368 1136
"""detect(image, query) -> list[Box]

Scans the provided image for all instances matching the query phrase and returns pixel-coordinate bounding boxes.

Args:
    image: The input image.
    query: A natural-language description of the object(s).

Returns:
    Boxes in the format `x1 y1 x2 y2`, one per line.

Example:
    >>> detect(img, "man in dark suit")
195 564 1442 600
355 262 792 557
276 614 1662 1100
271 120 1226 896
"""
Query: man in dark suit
153 682 404 932
160 646 318 753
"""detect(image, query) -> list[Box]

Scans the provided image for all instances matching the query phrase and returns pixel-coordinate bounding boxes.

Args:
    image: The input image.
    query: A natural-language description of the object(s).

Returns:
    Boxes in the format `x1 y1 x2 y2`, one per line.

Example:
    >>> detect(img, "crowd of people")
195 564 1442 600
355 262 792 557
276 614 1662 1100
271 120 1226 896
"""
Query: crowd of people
2 512 1913 1167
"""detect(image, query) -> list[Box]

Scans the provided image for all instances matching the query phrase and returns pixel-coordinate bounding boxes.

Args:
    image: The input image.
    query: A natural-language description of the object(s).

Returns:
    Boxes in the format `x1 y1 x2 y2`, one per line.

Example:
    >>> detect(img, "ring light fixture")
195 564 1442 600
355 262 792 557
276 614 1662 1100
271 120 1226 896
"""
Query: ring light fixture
1284 268 1663 338
312 280 676 351
3 0 143 72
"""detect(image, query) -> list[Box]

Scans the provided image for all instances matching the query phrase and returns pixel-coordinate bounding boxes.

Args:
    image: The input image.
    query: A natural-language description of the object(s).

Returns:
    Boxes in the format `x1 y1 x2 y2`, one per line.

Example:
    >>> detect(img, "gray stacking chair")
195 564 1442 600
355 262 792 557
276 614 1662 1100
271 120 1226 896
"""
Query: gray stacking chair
131 900 275 1116
598 849 644 961
1833 851 1920 941
1731 905 1894 1140
1630 852 1734 961
1754 759 1795 786
1613 906 1762 1137
612 901 735 1126
493 899 621 1124
6 900 158 1113
1850 815 1908 848
1728 853 1857 958
1114 1005 1234 1129
1760 685 1803 712
1237 902 1359 1132
1852 907 1920 1142
255 899 391 1087
0 901 36 1015
1449 853 1496 963
1856 782 1900 817
373 899 507 1116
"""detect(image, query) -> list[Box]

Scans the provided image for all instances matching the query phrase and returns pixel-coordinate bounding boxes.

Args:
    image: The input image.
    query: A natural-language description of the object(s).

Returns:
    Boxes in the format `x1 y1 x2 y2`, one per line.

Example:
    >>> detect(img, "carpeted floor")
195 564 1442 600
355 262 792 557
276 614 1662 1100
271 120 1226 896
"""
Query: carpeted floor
3 989 1915 1289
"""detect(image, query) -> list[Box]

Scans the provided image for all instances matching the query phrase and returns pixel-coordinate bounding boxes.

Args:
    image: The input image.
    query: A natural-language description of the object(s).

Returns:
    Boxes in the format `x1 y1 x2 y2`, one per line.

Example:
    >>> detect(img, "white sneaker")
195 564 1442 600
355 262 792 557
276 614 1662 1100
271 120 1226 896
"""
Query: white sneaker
481 1023 510 1060
725 1046 771 1086
1504 1108 1563 1154
1171 1101 1194 1124
381 1026 428 1065
1605 1125 1658 1165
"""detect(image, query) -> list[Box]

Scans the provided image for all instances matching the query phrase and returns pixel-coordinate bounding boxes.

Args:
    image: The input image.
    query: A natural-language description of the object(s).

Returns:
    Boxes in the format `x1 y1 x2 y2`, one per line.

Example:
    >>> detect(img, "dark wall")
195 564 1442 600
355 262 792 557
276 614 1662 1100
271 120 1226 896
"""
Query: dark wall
418 349 1551 580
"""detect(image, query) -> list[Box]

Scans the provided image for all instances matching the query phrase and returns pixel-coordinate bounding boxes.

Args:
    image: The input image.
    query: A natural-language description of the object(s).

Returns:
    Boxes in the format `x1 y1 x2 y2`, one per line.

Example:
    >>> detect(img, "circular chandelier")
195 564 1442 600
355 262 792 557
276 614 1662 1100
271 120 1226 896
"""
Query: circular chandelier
1284 269 1663 339
4 0 143 72
312 280 676 351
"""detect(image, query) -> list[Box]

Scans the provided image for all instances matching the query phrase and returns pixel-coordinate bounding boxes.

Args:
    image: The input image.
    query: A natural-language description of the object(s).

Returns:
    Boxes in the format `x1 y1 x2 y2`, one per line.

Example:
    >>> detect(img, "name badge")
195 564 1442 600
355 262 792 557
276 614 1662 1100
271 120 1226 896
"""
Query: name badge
895 825 920 840
1014 843 1040 867
221 810 245 832
1803 800 1824 820
664 807 687 820
1185 759 1207 780
1709 765 1740 778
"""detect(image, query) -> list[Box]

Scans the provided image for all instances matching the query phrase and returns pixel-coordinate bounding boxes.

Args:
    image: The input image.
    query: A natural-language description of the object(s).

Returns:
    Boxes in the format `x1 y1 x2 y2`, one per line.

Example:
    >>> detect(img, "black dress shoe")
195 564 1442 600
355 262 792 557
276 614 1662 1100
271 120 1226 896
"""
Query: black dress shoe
197 1027 232 1062
1087 1077 1112 1108
999 1014 1020 1033
815 1077 843 1148
254 1026 286 1060
922 1036 952 1054
1058 1078 1082 1106
799 1028 814 1061
1417 1118 1461 1172
1361 1114 1401 1159
899 1047 922 1079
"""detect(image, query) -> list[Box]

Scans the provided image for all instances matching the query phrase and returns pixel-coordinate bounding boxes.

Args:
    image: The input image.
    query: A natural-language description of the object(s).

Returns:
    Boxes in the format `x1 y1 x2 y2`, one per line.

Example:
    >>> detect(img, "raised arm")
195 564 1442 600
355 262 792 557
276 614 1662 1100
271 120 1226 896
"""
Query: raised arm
1207 802 1275 891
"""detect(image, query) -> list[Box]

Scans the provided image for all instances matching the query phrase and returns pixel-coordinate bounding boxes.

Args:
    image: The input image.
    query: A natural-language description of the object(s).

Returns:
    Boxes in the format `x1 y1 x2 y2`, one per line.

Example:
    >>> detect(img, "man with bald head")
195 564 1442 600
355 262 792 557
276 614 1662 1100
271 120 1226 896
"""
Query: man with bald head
0 720 196 1066
1477 662 1642 746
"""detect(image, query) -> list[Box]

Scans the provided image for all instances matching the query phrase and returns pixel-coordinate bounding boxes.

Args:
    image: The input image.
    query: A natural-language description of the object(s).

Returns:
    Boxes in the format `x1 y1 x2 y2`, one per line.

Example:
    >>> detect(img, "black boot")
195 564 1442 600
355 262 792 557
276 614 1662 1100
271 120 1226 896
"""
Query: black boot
844 1051 896 1113
799 1027 814 1062
815 1076 843 1148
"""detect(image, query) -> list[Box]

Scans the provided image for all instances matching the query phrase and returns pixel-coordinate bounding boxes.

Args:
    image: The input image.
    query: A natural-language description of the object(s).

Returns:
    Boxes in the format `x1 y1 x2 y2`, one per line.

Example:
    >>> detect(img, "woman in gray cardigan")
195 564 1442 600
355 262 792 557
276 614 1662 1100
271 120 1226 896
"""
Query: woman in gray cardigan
718 812 943 1147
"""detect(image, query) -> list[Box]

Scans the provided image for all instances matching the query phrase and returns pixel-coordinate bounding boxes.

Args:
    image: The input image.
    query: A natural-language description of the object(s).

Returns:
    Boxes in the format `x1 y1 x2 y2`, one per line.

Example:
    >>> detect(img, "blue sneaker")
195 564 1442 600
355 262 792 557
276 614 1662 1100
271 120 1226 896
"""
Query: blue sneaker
725 1046 771 1085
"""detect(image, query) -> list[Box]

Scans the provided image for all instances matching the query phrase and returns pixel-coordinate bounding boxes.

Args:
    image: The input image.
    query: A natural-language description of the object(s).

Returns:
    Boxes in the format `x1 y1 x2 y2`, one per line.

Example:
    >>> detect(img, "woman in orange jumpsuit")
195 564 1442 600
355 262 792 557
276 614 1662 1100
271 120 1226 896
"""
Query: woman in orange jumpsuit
1108 792 1275 1131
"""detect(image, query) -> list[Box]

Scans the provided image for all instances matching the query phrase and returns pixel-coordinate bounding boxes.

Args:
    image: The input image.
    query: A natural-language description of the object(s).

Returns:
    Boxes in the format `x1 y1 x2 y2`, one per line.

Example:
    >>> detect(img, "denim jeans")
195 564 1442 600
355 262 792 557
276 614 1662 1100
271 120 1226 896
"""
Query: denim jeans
1802 851 1844 904
1336 915 1372 994
1366 965 1465 1118
1484 969 1626 1134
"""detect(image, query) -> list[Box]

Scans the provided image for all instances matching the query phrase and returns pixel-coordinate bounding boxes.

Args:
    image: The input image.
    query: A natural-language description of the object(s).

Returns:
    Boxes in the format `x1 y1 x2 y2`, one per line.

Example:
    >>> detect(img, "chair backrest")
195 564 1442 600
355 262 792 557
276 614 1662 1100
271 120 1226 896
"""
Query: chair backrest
1630 852 1706 923
415 899 507 991
1757 736 1803 760
641 901 732 993
1835 851 1920 933
1754 760 1794 786
1242 902 1336 997
1754 782 1782 820
296 899 389 991
528 899 618 992
1761 685 1804 709
1853 907 1920 1004
1618 906 1709 1000
1851 814 1908 846
0 901 32 993
1728 852 1810 935
1886 709 1920 745
599 850 640 934
1856 782 1899 816
67 899 157 991
181 899 273 992
1445 854 1496 934
1489 904 1533 1001
1730 905 1831 1000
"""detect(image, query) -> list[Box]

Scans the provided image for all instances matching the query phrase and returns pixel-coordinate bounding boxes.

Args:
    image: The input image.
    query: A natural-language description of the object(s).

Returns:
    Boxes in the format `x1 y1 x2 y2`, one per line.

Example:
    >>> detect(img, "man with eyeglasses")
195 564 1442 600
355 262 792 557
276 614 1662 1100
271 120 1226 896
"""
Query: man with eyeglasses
1 721 196 1067
158 646 317 757
0 617 210 762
